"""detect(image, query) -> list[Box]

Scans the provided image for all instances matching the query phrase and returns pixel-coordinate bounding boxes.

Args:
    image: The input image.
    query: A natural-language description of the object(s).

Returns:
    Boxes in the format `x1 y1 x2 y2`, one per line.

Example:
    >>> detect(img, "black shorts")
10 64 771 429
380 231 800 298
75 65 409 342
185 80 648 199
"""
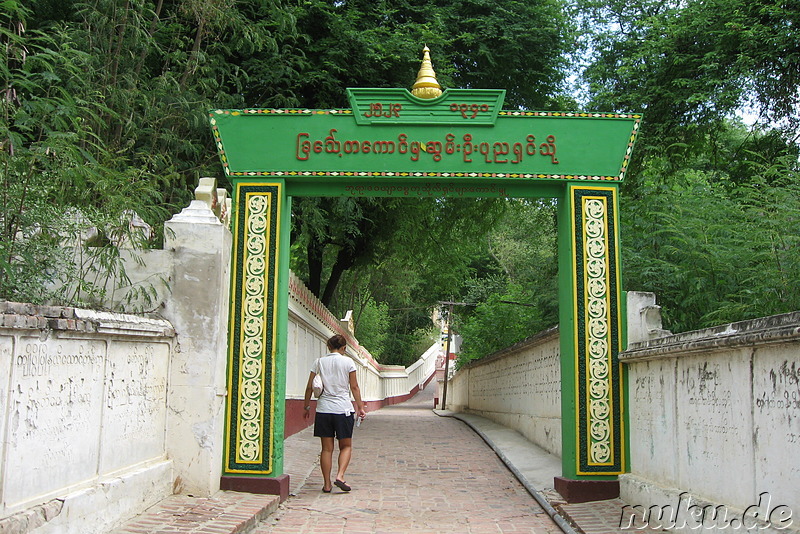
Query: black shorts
313 412 355 440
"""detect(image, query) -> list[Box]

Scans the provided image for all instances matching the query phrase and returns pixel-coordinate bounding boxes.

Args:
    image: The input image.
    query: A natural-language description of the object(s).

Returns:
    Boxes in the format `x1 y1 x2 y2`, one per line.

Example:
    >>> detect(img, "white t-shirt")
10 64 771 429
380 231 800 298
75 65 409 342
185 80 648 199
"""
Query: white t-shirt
311 352 357 414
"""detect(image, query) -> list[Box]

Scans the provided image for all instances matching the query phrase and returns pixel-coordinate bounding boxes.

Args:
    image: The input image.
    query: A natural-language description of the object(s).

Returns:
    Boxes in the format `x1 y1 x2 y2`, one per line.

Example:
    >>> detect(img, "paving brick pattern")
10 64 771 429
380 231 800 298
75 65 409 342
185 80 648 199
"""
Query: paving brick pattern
110 382 638 534
558 499 655 534
110 492 279 534
253 385 564 534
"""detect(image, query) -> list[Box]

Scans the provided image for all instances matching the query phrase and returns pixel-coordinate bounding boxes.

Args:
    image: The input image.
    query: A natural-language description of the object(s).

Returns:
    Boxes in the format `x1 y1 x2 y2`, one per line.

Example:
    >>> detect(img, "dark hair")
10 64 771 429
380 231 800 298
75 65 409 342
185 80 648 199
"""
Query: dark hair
327 334 347 351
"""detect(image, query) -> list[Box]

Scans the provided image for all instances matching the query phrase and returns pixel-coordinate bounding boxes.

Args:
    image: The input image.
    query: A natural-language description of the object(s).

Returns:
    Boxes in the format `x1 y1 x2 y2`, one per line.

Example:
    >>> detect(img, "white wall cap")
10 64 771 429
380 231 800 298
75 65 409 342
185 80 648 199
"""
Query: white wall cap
168 200 222 225
73 308 174 336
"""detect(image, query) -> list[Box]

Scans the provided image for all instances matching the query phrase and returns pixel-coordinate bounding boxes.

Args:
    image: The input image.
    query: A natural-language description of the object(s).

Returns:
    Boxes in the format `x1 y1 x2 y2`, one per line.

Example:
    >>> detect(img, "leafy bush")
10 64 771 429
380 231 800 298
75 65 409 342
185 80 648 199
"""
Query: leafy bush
353 298 389 360
457 282 545 367
622 154 800 333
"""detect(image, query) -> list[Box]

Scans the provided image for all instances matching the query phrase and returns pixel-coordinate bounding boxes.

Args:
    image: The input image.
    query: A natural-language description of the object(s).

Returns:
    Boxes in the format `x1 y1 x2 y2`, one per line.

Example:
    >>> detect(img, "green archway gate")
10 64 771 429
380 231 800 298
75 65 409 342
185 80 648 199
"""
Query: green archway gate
209 81 641 500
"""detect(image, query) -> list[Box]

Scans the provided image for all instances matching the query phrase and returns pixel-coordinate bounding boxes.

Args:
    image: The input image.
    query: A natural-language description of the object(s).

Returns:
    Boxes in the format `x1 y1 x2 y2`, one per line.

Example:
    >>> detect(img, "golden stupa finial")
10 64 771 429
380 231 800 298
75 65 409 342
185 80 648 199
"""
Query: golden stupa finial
411 46 442 99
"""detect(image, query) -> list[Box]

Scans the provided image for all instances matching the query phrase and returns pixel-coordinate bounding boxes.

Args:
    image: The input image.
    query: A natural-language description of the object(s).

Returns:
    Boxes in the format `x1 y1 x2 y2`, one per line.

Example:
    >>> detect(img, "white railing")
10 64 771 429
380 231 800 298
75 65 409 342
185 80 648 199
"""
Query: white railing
286 271 437 404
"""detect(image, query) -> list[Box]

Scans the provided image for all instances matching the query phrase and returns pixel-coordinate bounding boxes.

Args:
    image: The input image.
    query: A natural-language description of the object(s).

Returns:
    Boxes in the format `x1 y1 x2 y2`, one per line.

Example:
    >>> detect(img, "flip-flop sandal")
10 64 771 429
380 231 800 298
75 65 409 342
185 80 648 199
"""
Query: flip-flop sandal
322 487 332 493
334 479 351 492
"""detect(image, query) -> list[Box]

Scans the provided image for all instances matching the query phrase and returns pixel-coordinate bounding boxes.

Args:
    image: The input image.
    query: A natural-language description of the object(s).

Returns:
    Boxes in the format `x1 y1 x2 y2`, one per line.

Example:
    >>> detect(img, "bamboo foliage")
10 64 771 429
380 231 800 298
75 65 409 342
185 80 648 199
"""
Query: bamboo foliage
0 0 297 307
622 153 800 333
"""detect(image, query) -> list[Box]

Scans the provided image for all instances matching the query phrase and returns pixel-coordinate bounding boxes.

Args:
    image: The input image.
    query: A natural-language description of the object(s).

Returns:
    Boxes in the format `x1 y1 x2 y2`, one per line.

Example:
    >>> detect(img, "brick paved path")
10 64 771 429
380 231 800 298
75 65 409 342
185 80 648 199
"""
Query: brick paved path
253 384 564 534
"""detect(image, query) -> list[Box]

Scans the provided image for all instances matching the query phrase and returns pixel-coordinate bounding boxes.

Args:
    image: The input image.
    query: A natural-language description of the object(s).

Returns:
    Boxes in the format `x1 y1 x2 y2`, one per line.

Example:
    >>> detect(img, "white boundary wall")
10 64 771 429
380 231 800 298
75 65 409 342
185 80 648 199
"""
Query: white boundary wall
0 195 233 534
0 181 437 533
0 307 176 534
446 291 799 532
447 327 562 456
620 311 800 534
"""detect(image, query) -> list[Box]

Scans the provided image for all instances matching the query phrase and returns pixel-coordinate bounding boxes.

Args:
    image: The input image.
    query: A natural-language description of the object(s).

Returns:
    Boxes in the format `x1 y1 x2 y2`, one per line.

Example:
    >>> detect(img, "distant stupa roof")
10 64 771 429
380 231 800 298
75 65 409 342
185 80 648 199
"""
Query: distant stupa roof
411 46 442 99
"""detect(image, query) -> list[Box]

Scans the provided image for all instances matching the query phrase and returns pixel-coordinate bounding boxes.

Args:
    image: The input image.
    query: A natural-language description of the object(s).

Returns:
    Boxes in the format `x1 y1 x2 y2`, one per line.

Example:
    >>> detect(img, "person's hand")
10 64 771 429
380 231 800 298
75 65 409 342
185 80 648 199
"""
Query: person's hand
357 407 367 419
303 407 311 420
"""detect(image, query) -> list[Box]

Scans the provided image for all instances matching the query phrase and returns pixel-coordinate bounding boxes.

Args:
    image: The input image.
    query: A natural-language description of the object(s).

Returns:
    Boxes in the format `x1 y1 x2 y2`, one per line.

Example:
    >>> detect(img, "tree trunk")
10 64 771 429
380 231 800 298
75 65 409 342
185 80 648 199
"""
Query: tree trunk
179 18 205 90
320 246 357 306
307 236 323 297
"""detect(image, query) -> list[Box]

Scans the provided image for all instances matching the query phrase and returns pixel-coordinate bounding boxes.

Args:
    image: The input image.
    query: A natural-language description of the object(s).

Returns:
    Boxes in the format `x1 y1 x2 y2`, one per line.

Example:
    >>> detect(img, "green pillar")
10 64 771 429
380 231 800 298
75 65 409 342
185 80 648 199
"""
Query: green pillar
220 180 291 499
557 183 627 497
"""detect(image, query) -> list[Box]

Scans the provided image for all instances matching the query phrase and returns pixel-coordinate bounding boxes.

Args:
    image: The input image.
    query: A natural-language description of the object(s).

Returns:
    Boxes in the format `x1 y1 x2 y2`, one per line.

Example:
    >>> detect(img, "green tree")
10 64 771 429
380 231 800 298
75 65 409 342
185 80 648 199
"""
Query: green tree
289 0 578 313
0 2 167 306
577 0 800 186
456 199 558 363
579 0 799 127
294 0 576 109
457 282 545 366
573 0 800 334
621 149 800 333
1 0 302 306
352 296 390 360
292 195 508 306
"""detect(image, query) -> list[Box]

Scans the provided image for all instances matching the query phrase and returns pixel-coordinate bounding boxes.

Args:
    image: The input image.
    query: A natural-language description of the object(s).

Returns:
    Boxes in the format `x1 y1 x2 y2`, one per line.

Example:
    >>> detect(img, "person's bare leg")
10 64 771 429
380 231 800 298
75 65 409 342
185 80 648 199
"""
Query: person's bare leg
320 437 335 491
335 438 353 484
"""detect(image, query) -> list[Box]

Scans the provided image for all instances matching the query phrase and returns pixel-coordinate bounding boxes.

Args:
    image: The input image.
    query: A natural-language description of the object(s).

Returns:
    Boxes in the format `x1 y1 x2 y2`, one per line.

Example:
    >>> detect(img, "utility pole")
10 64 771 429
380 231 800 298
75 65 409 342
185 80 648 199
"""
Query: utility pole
439 300 469 411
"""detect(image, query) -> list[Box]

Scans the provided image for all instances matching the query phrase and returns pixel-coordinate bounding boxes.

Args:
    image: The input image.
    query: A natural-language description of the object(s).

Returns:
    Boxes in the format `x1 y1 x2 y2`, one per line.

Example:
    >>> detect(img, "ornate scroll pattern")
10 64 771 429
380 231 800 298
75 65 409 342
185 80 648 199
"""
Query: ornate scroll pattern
237 193 269 463
583 197 612 465
226 183 280 476
572 185 623 474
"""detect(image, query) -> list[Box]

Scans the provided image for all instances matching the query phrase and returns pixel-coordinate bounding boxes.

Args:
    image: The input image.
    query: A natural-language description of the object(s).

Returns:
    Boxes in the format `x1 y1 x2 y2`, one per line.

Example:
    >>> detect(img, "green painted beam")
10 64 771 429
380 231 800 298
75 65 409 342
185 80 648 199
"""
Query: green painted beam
209 107 640 183
284 178 564 199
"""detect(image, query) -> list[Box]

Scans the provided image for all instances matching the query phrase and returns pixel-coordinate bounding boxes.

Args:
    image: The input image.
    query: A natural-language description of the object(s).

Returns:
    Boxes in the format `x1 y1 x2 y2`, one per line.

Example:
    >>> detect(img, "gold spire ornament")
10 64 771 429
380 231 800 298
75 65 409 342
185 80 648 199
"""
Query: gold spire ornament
411 46 443 99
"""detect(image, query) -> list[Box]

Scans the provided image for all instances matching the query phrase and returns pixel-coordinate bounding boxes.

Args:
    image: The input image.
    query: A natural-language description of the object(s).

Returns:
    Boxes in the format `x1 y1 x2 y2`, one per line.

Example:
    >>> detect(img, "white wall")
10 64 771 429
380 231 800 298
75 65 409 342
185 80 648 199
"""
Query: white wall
0 306 175 534
446 327 562 456
620 311 800 534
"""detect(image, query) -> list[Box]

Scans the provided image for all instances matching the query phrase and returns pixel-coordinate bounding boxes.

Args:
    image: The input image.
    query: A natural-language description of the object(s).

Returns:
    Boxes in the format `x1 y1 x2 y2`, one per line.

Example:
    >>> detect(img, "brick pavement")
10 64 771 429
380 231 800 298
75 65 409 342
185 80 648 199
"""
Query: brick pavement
252 384 565 534
558 499 653 534
109 492 279 534
111 382 639 534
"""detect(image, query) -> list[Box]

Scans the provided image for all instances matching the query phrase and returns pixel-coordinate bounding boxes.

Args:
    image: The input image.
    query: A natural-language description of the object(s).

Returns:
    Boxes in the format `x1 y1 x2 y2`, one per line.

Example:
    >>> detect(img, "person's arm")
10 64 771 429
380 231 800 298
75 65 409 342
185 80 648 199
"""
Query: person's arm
303 372 315 419
349 370 366 419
